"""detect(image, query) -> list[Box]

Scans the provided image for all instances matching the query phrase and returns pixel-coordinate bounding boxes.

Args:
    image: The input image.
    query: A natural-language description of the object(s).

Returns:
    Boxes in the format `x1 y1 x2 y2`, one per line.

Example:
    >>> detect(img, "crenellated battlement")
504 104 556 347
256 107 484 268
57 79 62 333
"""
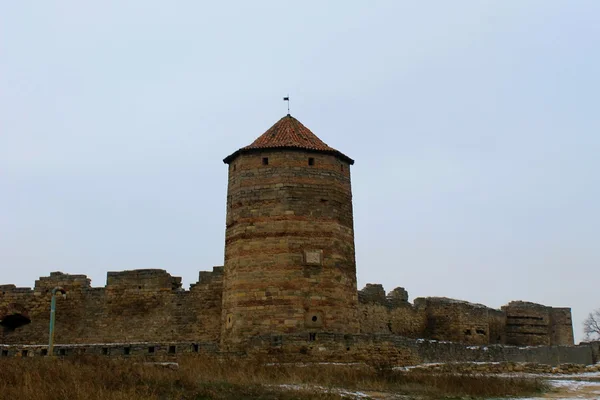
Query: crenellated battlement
0 268 224 345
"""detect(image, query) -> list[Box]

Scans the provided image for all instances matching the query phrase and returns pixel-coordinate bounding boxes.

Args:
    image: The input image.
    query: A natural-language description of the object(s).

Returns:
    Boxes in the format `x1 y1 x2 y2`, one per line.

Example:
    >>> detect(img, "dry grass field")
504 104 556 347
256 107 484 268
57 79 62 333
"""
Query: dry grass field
0 356 547 399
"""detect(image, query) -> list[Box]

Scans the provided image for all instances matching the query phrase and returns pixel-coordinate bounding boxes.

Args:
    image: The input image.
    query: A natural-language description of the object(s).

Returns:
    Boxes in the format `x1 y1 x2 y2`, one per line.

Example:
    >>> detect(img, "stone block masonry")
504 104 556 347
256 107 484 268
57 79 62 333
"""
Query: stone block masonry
0 268 223 345
357 284 573 347
221 150 359 350
502 301 574 346
0 334 593 368
0 271 574 352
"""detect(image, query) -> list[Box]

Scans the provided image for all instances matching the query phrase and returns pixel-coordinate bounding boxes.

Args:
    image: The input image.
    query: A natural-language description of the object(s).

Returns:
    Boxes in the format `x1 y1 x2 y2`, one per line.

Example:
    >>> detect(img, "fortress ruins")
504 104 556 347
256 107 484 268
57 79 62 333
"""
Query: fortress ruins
1 115 595 365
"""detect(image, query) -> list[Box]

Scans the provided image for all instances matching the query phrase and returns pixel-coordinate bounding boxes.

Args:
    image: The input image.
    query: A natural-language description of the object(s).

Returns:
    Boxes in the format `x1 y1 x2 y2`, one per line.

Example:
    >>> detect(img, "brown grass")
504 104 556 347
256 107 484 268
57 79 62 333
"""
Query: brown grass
0 356 548 400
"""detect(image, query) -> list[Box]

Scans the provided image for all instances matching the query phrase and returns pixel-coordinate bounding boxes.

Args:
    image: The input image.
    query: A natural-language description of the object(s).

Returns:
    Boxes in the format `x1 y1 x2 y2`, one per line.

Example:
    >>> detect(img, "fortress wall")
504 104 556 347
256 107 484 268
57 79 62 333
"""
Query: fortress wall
586 341 600 364
388 305 427 338
501 301 573 346
488 309 507 344
358 284 389 334
0 269 223 345
2 274 576 350
415 339 593 366
503 301 551 346
1 334 593 367
415 297 491 345
359 303 391 334
357 284 426 338
357 285 515 345
550 307 575 345
0 341 219 358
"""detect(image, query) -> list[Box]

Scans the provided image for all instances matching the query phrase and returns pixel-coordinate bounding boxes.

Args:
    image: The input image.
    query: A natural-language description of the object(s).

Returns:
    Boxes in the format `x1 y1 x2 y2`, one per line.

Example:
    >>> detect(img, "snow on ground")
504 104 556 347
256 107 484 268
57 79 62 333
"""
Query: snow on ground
509 379 600 400
275 384 372 399
497 371 600 379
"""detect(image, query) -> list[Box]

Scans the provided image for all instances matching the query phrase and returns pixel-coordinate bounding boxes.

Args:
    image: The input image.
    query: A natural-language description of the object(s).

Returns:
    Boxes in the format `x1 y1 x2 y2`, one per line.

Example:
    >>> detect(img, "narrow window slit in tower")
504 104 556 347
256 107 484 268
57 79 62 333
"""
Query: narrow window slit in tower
262 157 269 165
59 349 66 356
123 347 131 356
168 345 176 354
271 336 282 346
148 346 155 354
193 343 199 352
308 157 314 166
102 348 109 355
308 333 316 341
41 349 48 356
1 350 8 357
21 350 28 357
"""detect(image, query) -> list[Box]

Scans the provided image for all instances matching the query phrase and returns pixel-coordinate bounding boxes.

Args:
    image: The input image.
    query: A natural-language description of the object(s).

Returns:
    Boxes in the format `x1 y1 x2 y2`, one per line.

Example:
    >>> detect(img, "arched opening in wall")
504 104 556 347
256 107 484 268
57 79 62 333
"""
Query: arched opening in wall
0 313 31 331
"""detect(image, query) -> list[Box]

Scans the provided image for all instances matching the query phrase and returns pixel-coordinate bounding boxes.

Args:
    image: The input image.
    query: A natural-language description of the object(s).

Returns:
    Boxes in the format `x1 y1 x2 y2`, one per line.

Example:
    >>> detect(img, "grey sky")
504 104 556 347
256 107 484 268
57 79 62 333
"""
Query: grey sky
1 1 598 342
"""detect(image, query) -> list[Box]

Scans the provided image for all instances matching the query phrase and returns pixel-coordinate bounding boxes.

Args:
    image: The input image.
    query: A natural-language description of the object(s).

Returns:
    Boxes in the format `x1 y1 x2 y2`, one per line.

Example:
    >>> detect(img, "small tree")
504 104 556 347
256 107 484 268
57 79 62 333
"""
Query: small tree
583 309 600 340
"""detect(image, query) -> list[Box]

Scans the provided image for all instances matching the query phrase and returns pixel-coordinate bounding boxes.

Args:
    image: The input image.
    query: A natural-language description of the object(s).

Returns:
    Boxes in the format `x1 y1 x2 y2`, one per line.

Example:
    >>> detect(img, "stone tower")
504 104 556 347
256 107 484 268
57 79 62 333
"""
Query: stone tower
221 114 359 349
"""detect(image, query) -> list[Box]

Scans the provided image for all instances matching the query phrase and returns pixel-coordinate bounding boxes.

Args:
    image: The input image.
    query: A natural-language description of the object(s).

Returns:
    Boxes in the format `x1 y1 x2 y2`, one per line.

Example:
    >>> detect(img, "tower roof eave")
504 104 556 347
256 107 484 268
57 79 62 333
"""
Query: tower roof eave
222 114 354 165
223 146 354 165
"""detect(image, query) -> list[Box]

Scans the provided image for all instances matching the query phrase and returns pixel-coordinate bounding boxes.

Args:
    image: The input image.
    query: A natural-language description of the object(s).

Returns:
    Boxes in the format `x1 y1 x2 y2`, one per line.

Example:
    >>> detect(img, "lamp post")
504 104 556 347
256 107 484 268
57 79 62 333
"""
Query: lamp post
48 287 66 356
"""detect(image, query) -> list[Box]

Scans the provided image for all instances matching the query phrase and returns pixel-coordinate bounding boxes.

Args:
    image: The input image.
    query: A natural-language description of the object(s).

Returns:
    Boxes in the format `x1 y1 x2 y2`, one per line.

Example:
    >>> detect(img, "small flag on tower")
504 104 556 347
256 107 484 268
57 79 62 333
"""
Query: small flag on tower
283 95 290 113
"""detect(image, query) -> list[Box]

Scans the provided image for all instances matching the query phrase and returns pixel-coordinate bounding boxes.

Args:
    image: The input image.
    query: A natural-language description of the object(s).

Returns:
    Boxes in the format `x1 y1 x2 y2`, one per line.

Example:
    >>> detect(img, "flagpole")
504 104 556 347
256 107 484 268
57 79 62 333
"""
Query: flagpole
283 95 290 115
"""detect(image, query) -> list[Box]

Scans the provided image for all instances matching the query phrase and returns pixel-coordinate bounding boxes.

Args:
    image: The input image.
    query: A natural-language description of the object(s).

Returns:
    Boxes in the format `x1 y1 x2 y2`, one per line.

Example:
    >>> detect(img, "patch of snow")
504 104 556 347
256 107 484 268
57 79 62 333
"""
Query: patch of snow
264 362 365 367
548 379 600 389
275 384 371 399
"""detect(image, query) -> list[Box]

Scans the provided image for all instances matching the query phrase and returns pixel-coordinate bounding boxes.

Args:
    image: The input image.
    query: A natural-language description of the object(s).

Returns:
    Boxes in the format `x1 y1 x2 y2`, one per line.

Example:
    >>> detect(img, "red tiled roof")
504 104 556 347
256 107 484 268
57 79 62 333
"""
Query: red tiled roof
223 114 353 164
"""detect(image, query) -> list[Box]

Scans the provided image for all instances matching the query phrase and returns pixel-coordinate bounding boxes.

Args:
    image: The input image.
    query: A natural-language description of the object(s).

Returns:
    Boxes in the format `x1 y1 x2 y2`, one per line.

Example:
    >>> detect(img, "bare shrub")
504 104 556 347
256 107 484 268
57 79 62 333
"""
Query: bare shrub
584 309 600 340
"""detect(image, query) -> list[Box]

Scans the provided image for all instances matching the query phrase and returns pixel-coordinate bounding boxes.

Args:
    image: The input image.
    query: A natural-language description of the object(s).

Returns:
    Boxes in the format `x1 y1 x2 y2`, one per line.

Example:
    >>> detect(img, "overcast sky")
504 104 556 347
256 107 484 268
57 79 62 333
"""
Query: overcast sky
1 1 598 342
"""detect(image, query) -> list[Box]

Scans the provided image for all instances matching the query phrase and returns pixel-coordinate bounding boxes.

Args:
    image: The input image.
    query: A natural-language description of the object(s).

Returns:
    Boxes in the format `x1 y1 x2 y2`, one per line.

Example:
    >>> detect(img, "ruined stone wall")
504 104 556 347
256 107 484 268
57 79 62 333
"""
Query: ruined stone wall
221 150 359 349
358 285 500 345
358 284 426 338
550 307 575 346
503 301 551 346
416 297 492 345
357 284 572 347
1 270 575 350
0 268 223 345
502 301 574 346
488 309 507 344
